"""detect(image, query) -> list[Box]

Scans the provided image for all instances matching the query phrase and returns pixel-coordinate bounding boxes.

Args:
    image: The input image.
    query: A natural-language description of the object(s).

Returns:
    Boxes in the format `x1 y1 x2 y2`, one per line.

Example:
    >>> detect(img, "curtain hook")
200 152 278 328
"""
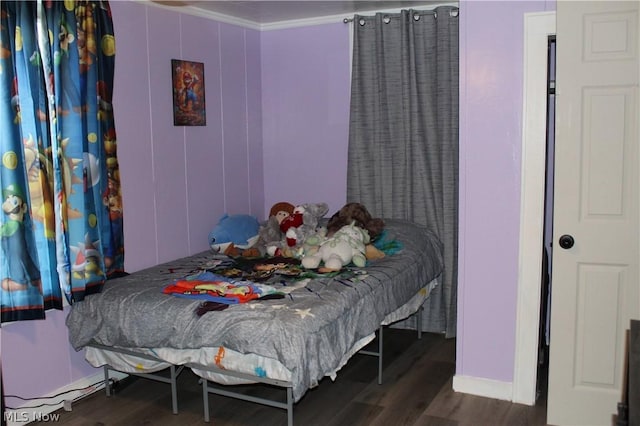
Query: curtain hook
450 9 459 17
433 12 437 19
383 15 391 24
413 13 420 21
359 17 366 26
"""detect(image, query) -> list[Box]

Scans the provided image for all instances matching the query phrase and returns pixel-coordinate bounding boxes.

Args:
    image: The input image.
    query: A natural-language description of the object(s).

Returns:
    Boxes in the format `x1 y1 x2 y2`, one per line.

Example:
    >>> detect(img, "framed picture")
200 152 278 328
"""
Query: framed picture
171 59 206 126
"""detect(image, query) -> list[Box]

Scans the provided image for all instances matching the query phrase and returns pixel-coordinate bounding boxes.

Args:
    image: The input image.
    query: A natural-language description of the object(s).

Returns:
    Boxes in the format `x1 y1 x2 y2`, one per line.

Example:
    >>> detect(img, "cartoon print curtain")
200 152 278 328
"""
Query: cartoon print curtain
0 1 124 322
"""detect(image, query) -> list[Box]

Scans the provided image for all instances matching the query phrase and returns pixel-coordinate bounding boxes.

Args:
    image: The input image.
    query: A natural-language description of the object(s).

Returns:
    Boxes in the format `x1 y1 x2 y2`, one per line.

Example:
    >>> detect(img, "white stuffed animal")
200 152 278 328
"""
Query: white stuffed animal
301 222 370 271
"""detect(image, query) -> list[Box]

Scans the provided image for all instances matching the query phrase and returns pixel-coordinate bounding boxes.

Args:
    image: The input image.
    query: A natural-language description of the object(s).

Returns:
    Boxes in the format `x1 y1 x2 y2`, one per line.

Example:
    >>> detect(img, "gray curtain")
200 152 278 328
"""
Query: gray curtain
347 7 459 337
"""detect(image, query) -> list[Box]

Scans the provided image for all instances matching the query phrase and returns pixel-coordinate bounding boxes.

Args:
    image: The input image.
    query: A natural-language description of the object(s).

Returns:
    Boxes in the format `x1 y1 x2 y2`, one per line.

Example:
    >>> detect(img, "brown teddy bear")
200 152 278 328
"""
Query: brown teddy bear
326 202 385 240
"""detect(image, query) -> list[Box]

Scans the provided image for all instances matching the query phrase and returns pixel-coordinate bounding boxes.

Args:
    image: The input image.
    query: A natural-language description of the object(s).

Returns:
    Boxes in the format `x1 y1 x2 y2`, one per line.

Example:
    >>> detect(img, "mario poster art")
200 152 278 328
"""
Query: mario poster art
171 59 206 126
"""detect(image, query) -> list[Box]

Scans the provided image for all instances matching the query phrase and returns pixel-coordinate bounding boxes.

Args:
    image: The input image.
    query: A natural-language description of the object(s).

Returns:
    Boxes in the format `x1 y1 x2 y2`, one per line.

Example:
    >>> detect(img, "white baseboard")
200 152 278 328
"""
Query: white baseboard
452 374 513 402
4 370 128 425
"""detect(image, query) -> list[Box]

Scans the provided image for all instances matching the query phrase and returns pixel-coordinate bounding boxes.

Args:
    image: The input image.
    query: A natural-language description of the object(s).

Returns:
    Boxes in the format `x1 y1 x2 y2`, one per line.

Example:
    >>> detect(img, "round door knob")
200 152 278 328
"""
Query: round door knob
559 234 575 249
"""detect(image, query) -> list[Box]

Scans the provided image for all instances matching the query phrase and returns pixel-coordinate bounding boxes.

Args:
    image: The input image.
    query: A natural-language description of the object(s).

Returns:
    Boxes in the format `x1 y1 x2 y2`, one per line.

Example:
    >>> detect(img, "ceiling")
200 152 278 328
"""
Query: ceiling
150 1 446 27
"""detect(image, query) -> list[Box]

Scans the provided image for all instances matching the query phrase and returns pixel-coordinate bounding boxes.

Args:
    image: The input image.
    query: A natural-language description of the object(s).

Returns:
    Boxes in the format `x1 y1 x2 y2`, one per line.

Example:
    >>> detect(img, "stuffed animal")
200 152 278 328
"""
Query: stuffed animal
250 202 329 257
365 243 386 260
301 228 327 258
279 202 329 248
301 222 369 272
269 201 295 224
327 202 385 240
250 216 281 254
208 214 260 252
247 202 294 257
280 207 304 247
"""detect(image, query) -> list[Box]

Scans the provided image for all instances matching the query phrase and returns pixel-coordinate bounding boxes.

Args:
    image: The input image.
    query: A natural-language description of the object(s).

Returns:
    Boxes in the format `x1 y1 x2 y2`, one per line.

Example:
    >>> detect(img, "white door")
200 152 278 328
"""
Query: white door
548 1 640 425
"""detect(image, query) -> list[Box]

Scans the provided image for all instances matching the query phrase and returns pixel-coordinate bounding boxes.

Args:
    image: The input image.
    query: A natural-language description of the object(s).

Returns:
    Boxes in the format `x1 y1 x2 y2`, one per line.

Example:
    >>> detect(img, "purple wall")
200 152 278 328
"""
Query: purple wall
113 4 264 271
261 24 351 216
2 309 96 402
2 1 263 404
457 1 555 382
259 3 556 384
3 0 559 407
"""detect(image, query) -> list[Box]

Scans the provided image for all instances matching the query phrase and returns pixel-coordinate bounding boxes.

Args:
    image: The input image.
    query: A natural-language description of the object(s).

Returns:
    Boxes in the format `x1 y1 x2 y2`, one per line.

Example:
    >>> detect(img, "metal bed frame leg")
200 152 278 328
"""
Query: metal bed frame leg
359 326 385 385
201 379 210 423
102 364 179 414
170 365 179 415
287 387 293 426
377 326 384 385
200 377 293 425
103 366 111 397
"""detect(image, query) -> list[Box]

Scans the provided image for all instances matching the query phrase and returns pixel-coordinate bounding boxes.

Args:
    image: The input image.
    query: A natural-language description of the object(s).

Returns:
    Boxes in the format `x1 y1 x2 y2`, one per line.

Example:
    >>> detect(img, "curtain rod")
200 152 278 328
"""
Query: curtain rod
343 7 459 24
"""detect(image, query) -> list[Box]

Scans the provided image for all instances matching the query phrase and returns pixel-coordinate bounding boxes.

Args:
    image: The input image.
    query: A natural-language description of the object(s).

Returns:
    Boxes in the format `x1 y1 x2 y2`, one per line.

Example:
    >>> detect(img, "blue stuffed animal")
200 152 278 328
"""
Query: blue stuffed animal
208 214 260 250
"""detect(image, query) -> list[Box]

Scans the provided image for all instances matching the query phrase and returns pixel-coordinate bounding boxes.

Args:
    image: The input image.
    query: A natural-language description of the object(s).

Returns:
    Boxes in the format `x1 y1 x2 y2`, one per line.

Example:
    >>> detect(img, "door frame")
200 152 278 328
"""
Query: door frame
512 11 556 406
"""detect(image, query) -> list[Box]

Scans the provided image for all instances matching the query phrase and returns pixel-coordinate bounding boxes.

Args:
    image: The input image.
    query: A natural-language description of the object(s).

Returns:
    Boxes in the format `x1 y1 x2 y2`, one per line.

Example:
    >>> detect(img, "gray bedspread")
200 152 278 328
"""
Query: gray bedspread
67 219 443 401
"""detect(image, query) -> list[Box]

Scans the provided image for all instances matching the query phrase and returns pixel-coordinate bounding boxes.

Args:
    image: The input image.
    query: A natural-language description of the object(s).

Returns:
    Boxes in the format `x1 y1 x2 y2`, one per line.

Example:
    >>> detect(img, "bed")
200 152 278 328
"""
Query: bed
66 219 444 425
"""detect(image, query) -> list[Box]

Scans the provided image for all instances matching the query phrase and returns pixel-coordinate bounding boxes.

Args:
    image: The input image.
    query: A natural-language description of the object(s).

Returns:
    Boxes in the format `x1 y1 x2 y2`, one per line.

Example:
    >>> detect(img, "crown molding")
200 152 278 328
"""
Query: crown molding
139 1 458 31
137 0 262 30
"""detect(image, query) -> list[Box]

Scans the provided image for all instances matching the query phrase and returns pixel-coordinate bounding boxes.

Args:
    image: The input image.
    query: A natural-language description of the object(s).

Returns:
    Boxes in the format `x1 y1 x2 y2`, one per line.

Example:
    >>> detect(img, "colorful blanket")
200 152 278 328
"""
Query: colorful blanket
163 271 283 304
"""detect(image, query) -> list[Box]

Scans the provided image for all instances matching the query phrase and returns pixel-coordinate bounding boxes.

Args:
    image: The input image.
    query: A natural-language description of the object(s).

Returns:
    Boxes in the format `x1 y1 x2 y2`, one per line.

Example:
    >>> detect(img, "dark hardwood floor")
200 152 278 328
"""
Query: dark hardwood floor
35 329 548 425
